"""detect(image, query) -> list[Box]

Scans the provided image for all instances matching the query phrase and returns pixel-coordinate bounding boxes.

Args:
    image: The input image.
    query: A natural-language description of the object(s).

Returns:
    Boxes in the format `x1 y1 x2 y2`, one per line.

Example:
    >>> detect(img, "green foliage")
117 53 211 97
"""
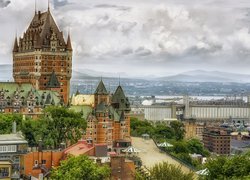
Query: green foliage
51 155 110 180
135 170 146 180
170 121 185 140
21 119 41 146
130 117 155 136
175 153 193 165
130 118 209 168
204 153 250 180
130 118 185 141
39 106 87 148
19 106 86 148
172 141 189 154
149 162 194 180
0 114 22 134
187 139 210 157
154 124 175 139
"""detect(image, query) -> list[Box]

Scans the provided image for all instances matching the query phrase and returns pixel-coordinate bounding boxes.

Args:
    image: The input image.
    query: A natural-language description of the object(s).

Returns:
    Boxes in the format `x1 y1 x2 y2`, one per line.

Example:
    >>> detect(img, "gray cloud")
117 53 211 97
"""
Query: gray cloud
95 4 131 11
1 0 250 77
53 0 69 8
0 0 10 8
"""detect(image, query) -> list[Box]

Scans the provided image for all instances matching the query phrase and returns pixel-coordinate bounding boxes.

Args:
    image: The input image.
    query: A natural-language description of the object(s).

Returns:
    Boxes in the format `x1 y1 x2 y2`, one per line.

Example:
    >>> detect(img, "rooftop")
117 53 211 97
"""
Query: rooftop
64 140 94 156
0 133 28 145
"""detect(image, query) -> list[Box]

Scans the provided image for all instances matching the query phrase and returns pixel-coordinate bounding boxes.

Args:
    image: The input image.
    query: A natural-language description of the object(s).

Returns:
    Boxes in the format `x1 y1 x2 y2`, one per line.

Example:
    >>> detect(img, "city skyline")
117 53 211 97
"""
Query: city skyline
1 0 250 77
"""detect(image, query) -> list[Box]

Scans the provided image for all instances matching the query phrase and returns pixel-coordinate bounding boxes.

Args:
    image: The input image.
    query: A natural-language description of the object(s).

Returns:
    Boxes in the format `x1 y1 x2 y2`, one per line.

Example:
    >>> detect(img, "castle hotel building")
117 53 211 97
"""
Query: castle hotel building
13 7 72 104
83 80 131 151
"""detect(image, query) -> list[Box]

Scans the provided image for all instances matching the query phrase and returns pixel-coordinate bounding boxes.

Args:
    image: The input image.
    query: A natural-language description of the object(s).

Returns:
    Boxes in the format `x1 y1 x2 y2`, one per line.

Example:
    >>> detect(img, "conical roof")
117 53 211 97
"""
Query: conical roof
94 80 108 95
47 71 60 88
13 37 18 52
66 33 72 51
112 85 130 111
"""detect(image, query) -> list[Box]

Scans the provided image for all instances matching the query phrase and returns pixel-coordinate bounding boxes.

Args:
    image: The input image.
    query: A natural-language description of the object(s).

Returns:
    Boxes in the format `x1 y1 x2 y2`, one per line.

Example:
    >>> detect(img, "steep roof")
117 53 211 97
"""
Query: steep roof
17 9 67 52
112 85 130 111
96 102 108 113
94 80 108 95
47 71 60 88
0 82 62 106
13 37 18 52
66 34 72 50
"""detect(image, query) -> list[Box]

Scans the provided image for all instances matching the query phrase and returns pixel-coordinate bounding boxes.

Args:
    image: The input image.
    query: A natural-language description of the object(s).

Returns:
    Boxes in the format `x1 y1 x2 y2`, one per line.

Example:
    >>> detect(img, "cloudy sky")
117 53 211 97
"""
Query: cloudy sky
1 0 250 77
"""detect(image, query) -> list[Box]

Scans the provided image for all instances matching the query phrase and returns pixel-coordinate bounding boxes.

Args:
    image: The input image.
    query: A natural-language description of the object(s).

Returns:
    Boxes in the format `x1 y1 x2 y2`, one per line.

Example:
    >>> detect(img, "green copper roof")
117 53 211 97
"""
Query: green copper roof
0 82 62 106
70 105 93 119
94 80 108 95
96 102 108 112
112 85 130 111
47 71 60 88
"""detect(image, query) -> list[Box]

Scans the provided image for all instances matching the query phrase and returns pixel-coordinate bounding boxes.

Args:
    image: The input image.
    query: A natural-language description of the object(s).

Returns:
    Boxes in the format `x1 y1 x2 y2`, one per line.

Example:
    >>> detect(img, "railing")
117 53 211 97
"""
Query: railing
152 137 197 172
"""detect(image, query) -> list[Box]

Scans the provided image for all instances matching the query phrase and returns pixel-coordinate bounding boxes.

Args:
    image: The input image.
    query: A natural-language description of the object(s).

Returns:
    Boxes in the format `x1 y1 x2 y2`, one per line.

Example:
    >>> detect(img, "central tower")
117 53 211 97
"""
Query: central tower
13 6 72 104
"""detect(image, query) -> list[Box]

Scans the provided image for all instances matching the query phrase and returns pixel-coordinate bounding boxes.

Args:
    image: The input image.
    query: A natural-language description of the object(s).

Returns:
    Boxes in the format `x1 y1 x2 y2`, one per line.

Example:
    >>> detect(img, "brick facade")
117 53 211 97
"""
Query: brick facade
85 81 131 149
202 127 231 155
13 8 72 104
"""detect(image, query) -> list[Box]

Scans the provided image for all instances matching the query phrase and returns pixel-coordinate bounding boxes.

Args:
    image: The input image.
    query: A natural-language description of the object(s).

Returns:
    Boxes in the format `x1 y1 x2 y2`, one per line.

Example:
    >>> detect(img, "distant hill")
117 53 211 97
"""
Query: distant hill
1 64 250 83
158 70 250 83
72 70 96 80
0 64 97 81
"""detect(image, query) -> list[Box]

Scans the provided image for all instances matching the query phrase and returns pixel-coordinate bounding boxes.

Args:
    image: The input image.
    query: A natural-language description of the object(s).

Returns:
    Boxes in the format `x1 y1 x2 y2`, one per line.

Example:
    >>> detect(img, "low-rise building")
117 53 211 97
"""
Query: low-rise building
202 127 231 155
23 150 63 179
184 119 205 139
0 132 28 179
0 161 12 180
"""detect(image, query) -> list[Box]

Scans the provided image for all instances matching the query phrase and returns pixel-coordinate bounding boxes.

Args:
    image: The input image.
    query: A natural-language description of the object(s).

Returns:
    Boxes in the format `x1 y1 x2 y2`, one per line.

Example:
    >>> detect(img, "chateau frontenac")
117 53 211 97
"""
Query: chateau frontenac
13 7 72 104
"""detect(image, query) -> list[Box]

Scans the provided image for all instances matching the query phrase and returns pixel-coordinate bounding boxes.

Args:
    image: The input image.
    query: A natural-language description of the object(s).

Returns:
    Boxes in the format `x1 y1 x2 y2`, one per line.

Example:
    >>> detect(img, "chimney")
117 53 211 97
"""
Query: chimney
12 121 17 134
60 142 66 150
38 139 43 152
38 11 41 19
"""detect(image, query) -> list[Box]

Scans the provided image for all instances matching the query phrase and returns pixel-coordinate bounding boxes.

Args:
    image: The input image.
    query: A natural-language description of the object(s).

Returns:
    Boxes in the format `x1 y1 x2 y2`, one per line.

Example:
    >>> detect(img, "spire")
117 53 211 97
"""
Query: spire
47 70 60 88
75 89 80 96
95 80 108 95
66 32 72 51
112 85 130 111
48 0 50 11
35 0 37 14
13 36 18 52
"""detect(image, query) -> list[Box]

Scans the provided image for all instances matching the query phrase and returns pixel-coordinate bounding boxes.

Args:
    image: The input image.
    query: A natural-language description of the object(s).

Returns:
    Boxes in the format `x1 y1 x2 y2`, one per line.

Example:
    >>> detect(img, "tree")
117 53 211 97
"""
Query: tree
154 124 175 139
187 139 210 157
130 117 155 136
51 155 110 180
170 121 185 140
148 162 194 180
21 106 87 149
0 114 22 134
21 119 41 146
40 106 87 148
204 153 250 180
172 141 189 154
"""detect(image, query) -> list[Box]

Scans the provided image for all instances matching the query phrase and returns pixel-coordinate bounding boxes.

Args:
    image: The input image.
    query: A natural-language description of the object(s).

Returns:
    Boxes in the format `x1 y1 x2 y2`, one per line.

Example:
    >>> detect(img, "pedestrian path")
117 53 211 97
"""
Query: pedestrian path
132 137 195 174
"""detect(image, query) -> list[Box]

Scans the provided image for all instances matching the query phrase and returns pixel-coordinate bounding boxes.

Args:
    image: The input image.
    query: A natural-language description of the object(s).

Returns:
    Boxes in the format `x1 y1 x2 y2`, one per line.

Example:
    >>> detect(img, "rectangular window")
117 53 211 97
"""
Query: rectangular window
42 160 46 165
